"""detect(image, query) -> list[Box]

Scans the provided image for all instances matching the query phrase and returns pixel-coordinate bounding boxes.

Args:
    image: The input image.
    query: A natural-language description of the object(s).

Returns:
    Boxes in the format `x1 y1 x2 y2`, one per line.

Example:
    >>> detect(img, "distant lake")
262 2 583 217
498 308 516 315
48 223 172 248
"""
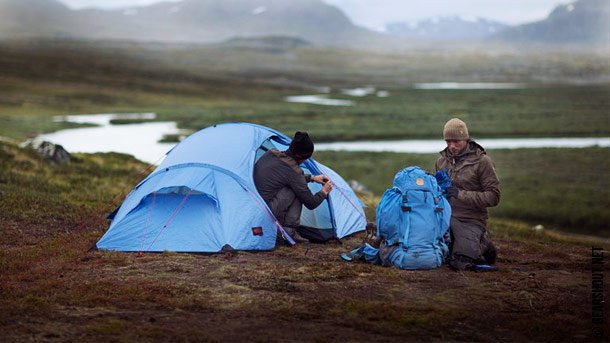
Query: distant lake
317 137 610 154
284 83 528 106
413 82 527 90
285 86 390 106
284 95 354 106
39 113 178 164
38 113 610 164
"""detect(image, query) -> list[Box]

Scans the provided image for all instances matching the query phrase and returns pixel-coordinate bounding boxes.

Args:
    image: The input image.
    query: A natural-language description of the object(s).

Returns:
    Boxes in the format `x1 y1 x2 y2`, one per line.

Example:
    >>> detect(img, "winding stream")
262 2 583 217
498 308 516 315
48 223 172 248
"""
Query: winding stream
38 113 610 164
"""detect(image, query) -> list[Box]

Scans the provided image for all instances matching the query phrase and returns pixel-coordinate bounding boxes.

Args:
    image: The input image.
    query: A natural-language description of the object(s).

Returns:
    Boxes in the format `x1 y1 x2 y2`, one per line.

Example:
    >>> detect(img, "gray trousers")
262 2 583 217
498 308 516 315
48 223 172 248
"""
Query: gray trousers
448 217 496 270
268 187 302 228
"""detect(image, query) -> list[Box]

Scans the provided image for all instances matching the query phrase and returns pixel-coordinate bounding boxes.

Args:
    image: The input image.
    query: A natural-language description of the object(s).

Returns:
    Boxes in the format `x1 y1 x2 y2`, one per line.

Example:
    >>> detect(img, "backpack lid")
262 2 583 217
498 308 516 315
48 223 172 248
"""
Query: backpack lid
393 166 441 194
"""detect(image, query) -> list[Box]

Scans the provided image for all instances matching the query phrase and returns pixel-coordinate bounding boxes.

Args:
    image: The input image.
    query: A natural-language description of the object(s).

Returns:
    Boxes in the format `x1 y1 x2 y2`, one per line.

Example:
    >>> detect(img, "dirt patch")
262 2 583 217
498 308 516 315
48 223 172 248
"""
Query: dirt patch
1 226 608 342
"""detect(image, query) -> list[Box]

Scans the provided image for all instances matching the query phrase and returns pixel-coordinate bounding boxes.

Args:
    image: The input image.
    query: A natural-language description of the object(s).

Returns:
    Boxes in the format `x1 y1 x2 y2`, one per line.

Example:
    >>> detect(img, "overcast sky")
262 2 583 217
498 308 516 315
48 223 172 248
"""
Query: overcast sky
58 0 568 28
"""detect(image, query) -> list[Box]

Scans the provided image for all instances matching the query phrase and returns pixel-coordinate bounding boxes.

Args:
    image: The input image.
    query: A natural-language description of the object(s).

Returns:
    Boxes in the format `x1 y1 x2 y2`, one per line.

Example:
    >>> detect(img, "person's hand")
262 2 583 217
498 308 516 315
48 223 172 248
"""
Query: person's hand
446 187 459 199
312 175 329 184
322 181 333 195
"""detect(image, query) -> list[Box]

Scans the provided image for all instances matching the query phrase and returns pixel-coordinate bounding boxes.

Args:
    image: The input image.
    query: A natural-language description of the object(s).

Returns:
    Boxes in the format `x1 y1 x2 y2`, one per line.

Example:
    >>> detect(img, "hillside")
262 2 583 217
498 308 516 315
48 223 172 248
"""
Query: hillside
1 39 609 142
492 0 610 44
0 0 75 38
0 0 392 48
1 0 608 48
214 35 313 52
0 140 608 341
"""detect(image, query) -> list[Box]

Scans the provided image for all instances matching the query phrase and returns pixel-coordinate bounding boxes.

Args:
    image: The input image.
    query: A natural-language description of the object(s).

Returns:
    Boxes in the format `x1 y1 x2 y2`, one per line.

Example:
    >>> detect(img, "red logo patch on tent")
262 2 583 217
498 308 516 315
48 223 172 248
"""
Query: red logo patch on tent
251 227 263 236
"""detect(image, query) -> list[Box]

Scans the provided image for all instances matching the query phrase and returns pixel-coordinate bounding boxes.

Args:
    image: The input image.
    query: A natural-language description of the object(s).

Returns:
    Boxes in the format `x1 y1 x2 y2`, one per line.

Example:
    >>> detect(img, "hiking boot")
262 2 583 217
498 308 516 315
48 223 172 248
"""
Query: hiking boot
365 222 377 240
291 231 310 244
284 226 309 243
448 254 474 271
483 242 497 265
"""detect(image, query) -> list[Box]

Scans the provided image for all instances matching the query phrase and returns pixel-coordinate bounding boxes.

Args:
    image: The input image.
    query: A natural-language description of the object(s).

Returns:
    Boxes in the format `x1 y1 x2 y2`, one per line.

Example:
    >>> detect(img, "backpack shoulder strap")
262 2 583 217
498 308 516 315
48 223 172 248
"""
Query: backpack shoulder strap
400 192 412 246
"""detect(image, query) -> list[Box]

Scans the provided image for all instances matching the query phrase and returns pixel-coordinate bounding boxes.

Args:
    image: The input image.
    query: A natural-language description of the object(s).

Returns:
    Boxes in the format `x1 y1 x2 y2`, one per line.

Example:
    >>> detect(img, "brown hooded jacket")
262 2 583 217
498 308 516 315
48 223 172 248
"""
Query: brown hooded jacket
435 141 500 227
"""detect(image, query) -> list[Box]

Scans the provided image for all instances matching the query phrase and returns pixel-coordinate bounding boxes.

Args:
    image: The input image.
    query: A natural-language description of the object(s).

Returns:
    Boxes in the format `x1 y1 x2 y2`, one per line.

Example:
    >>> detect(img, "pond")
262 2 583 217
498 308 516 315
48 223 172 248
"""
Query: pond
283 83 527 106
284 95 354 106
413 82 527 89
316 137 610 154
38 113 610 164
284 86 390 106
39 113 178 164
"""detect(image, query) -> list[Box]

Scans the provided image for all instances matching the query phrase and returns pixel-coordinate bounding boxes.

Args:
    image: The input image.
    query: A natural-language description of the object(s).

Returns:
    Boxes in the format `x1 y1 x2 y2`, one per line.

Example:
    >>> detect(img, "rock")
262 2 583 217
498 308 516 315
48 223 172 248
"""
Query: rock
532 224 545 233
21 139 71 164
348 179 373 196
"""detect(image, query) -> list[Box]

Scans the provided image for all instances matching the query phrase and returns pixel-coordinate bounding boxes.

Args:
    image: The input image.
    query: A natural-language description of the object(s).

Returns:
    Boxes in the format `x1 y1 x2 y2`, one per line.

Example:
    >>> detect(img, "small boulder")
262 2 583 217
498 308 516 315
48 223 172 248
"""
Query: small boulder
21 139 71 164
532 224 545 233
348 179 373 197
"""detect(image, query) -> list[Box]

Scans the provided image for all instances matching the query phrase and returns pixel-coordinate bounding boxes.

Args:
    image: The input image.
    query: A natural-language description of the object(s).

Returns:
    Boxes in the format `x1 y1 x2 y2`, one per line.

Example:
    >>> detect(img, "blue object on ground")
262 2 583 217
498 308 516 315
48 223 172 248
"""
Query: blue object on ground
471 264 499 272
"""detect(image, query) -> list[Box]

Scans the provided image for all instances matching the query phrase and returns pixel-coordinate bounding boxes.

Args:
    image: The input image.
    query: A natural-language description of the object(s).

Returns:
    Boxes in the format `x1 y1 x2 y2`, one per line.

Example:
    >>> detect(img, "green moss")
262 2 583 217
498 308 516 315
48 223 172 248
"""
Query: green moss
85 318 129 335
221 283 252 294
0 39 607 342
1 40 608 142
315 148 610 237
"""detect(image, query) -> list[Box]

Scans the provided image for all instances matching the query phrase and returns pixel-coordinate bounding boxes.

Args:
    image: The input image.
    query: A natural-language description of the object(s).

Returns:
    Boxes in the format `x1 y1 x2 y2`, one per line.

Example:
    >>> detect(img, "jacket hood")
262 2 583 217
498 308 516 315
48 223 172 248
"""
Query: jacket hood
440 140 486 159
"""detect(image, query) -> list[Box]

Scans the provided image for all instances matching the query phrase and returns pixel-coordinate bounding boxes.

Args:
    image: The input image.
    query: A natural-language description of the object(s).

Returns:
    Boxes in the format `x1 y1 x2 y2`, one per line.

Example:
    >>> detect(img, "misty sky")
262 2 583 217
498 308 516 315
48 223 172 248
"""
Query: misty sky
58 0 568 28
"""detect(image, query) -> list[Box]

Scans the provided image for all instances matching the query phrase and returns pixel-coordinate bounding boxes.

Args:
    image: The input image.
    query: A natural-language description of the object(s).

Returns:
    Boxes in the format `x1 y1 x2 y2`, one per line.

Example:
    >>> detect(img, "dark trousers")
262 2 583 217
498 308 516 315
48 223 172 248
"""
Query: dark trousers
448 217 496 270
267 187 302 228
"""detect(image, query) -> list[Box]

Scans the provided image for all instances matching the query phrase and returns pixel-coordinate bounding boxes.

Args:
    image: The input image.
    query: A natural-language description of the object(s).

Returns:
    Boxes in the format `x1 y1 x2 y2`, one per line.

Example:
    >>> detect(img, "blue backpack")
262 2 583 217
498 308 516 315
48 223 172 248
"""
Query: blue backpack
342 166 451 270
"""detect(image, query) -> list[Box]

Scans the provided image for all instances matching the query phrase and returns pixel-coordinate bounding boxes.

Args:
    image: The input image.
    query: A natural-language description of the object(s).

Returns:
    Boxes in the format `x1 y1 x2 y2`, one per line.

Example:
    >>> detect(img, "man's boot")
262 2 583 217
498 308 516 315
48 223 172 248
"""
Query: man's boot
483 242 497 264
284 226 309 243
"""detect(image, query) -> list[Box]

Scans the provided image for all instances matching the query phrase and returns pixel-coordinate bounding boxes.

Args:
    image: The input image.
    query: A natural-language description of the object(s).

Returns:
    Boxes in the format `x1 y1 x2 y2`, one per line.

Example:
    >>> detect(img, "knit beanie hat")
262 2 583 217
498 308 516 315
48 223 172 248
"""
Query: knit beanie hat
443 118 470 140
288 131 314 159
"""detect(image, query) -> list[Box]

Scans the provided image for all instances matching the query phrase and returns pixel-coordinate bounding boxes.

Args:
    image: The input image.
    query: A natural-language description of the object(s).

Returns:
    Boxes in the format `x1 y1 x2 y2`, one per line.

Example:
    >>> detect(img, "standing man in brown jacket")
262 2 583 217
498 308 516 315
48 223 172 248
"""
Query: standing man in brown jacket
435 118 501 270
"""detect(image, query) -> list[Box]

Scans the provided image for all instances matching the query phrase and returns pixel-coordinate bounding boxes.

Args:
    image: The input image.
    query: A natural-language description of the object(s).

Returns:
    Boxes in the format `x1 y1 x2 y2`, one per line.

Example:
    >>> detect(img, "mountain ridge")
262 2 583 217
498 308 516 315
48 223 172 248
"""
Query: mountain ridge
385 16 509 41
0 0 606 47
0 0 392 48
491 0 610 44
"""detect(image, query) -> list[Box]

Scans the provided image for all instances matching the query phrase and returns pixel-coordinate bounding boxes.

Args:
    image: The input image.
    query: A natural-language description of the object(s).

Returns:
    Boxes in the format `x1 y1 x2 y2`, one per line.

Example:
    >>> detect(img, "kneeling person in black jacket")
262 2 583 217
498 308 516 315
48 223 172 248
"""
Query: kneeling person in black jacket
254 131 333 243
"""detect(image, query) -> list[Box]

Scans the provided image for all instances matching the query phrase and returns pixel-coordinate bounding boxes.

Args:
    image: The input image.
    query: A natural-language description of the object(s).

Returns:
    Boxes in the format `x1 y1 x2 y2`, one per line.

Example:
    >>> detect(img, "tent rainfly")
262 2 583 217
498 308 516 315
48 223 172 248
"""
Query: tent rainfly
96 122 366 252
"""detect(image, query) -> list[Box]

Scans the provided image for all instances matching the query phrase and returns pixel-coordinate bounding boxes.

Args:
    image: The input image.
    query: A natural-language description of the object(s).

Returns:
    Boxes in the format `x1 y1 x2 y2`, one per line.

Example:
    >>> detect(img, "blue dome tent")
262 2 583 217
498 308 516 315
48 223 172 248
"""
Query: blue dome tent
97 123 366 253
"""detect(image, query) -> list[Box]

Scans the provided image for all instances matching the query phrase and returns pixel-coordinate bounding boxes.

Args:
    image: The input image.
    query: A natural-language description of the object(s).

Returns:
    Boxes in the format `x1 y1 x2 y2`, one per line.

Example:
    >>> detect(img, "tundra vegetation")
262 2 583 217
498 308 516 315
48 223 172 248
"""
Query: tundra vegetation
0 39 609 341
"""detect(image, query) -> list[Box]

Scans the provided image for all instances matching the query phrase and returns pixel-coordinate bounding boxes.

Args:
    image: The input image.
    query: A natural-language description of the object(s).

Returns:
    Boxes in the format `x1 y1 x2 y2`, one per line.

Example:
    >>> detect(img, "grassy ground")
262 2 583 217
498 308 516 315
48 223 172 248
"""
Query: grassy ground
1 141 608 342
316 148 610 237
1 39 609 341
1 40 609 142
